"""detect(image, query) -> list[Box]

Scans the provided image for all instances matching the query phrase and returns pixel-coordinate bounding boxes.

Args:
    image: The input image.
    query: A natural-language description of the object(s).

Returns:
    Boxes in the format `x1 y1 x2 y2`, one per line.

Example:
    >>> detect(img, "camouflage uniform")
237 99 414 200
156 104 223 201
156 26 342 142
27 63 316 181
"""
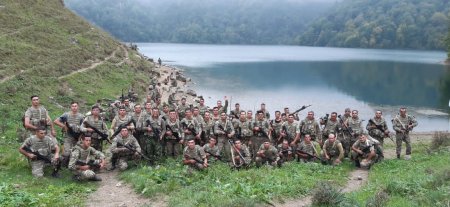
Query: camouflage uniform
230 144 252 167
255 144 280 167
280 121 299 144
81 115 108 151
321 139 344 165
107 134 141 171
345 117 364 154
110 115 135 135
366 117 389 146
277 144 293 162
321 119 340 143
236 119 253 146
214 119 235 161
203 144 220 163
193 114 205 144
198 105 209 117
270 119 284 145
251 119 271 159
183 145 206 170
21 135 59 177
24 106 56 143
299 118 321 141
143 116 166 161
351 139 378 165
57 112 84 162
217 100 228 114
165 119 184 157
68 145 105 181
131 111 148 151
202 118 215 141
177 103 190 120
297 141 320 163
392 115 418 157
180 117 201 142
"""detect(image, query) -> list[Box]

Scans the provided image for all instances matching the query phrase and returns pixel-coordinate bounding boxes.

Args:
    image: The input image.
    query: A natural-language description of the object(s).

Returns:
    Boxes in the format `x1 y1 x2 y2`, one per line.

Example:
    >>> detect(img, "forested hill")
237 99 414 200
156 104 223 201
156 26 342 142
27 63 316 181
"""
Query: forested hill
298 0 450 50
64 0 335 44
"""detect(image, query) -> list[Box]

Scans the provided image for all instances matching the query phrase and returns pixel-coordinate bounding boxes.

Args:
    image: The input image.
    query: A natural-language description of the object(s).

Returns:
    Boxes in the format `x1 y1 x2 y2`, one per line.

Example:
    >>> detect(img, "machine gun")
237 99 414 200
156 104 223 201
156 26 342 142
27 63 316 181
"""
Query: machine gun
84 121 110 144
204 149 222 161
184 154 204 165
111 119 135 138
337 115 353 134
289 105 312 116
116 142 151 162
297 149 324 162
75 160 101 169
165 124 181 141
182 122 197 135
368 119 394 143
22 146 60 176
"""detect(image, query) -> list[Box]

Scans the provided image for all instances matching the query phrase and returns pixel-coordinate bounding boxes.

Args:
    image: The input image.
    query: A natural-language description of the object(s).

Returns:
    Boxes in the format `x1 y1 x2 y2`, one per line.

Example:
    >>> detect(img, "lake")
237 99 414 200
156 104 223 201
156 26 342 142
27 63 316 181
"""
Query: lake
138 43 450 132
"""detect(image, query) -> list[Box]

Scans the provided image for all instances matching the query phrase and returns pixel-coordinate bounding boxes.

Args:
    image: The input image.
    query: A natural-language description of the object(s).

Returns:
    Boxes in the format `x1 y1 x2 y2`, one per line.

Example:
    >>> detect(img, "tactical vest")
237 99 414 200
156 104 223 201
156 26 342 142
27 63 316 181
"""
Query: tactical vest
145 117 163 136
284 122 298 140
85 116 105 139
28 136 53 157
323 120 339 136
26 106 48 128
184 145 203 160
324 140 341 157
114 115 132 131
348 118 363 134
238 120 253 137
166 120 181 140
301 119 319 136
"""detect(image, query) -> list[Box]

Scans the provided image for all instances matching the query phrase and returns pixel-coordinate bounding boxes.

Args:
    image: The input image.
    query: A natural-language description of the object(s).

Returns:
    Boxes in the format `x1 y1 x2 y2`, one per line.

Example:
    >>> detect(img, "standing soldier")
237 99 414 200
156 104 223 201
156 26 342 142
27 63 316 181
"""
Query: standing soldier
231 103 241 119
299 111 321 142
192 107 205 144
297 134 321 163
197 97 209 117
366 110 390 146
202 111 215 142
143 108 166 162
214 112 235 161
68 136 105 181
81 106 109 152
255 141 281 167
107 128 142 171
341 108 352 122
259 103 270 120
130 104 147 151
236 111 253 146
164 110 184 157
321 134 344 166
110 106 135 136
251 111 271 159
23 95 57 141
211 107 221 122
177 97 190 120
344 110 364 153
270 111 284 145
246 110 254 122
160 104 170 121
19 127 60 177
216 97 229 114
54 101 85 166
183 139 208 171
320 112 340 146
392 107 418 160
180 109 201 143
280 114 300 148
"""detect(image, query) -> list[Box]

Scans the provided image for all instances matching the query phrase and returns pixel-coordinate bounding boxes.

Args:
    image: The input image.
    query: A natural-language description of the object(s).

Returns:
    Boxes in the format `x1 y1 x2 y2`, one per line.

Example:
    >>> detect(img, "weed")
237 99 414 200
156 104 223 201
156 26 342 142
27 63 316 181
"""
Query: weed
311 181 344 206
430 132 450 151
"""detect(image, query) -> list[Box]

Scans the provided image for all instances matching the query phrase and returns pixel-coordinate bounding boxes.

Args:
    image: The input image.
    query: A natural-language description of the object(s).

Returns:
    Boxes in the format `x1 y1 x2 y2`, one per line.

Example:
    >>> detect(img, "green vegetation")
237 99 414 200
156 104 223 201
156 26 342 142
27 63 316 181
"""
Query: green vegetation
298 0 450 50
64 0 334 44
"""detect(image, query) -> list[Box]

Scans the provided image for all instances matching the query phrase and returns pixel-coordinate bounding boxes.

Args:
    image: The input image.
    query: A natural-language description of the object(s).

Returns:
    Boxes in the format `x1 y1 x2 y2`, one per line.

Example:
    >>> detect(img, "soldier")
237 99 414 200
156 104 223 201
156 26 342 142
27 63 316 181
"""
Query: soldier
366 110 390 146
68 136 105 181
107 128 142 171
230 103 241 119
183 139 208 171
392 107 418 160
344 110 364 154
160 104 170 121
19 127 60 177
216 97 228 114
297 134 321 163
251 111 271 159
54 101 85 166
214 112 235 161
198 97 209 117
255 141 281 167
202 111 215 142
341 108 352 122
320 112 340 146
168 92 177 108
177 97 190 120
280 114 300 148
122 99 133 114
236 111 253 146
164 110 184 157
144 102 152 116
284 107 299 121
81 106 109 152
203 137 221 163
180 109 201 143
211 107 221 122
246 110 254 122
277 140 293 163
321 134 344 166
143 108 166 162
110 106 135 136
270 111 284 145
130 104 147 151
351 134 379 168
299 111 321 142
259 103 270 120
23 95 57 141
192 107 205 144
230 140 252 168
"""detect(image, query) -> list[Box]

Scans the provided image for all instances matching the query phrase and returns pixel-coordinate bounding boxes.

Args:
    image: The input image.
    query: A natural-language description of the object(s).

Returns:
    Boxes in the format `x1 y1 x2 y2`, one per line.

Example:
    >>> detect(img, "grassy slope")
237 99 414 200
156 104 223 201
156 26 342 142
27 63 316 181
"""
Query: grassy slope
0 0 156 205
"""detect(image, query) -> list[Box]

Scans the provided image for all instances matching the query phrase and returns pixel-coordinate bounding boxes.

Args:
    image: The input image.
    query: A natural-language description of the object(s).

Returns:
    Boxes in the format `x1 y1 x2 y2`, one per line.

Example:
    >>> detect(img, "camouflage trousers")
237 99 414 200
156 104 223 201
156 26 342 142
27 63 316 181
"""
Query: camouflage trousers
63 135 79 157
106 152 138 171
165 139 182 157
255 156 280 167
250 136 270 159
338 132 352 157
141 135 163 162
396 132 411 156
91 138 103 152
73 169 96 180
30 156 59 177
217 135 232 162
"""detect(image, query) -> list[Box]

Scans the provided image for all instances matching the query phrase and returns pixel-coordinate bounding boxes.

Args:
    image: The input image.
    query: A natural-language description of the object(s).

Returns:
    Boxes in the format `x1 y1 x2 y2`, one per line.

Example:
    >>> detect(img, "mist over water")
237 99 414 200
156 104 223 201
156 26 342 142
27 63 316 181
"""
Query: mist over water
138 43 450 132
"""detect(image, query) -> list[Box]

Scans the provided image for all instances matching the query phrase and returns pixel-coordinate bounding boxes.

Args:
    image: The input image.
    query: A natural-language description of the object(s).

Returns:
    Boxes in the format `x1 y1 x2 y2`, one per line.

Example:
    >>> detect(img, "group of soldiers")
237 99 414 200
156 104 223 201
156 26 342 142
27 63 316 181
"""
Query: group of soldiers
19 90 418 180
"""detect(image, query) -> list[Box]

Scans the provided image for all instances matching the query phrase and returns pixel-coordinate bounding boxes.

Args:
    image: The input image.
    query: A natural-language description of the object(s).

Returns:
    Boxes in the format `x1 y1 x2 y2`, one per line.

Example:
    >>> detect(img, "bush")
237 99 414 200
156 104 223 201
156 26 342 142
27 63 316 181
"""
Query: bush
311 181 344 206
365 190 389 207
430 132 450 151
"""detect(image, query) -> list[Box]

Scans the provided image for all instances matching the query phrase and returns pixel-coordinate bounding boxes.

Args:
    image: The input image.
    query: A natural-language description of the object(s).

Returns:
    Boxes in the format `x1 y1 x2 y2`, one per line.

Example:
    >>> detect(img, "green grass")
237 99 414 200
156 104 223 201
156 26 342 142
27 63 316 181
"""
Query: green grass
120 159 353 207
346 144 450 207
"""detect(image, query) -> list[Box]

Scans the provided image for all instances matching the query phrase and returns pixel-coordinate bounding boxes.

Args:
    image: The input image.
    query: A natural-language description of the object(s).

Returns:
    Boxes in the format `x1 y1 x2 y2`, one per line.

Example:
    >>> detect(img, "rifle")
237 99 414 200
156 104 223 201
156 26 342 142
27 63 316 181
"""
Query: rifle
360 144 373 154
84 121 111 144
321 114 329 128
235 126 242 140
184 154 204 165
337 115 353 134
204 149 222 161
217 125 231 137
146 119 161 139
297 149 324 162
111 119 135 138
228 139 246 162
22 146 60 176
116 142 152 162
75 160 101 169
368 119 394 143
165 124 181 141
279 125 288 142
60 116 82 139
393 115 414 134
182 122 197 135
290 105 312 116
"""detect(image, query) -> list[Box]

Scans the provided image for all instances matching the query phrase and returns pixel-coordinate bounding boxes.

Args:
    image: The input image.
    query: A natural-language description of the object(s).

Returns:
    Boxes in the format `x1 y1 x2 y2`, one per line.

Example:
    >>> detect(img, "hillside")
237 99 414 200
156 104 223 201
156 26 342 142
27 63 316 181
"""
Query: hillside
64 0 334 44
298 0 450 50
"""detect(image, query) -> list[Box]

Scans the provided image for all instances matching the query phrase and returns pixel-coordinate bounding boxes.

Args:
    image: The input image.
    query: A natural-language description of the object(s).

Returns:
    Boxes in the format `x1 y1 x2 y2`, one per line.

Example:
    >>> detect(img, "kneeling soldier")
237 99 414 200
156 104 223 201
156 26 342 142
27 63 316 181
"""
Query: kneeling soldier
256 141 281 167
19 127 61 178
321 133 344 166
351 133 378 168
69 136 105 181
183 139 208 171
230 140 252 168
107 128 142 171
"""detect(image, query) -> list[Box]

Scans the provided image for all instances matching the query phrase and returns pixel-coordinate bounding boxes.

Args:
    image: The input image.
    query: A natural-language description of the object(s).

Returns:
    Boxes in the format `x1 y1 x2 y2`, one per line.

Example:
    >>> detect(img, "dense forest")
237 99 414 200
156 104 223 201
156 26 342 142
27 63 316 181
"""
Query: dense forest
64 0 335 44
298 0 450 50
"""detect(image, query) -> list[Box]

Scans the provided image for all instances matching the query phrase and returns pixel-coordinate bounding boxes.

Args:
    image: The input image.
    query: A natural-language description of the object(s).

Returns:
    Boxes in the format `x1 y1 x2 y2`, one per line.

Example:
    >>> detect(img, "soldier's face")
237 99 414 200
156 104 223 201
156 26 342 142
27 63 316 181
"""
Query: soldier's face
247 113 252 119
152 109 159 117
261 104 266 110
209 139 216 145
400 109 407 116
221 113 227 120
304 136 311 142
204 113 210 120
375 111 382 118
36 130 46 139
217 101 222 107
92 108 100 115
200 99 204 105
257 113 264 120
359 135 366 142
288 116 294 123
275 112 281 118
307 112 314 120
169 112 176 119
235 142 241 148
119 109 126 115
185 111 192 118
120 129 129 137
193 109 199 115
188 140 195 148
328 136 335 142
124 100 130 106
134 106 142 113
345 110 351 116
31 97 40 106
330 114 337 121
240 113 246 120
264 142 270 149
282 142 289 148
70 103 78 112
352 111 358 118
82 137 92 147
235 104 240 109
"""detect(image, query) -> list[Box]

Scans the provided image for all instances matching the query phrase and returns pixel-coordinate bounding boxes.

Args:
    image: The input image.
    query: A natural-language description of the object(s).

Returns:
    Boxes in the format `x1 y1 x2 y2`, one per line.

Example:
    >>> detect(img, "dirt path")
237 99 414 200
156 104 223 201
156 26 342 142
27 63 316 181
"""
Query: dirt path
87 170 165 207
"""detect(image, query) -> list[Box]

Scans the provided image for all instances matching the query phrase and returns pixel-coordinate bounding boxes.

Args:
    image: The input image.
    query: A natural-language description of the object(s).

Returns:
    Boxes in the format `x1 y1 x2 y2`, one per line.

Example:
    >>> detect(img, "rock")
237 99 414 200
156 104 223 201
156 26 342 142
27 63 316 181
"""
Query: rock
356 176 362 180
116 182 122 187
186 89 197 97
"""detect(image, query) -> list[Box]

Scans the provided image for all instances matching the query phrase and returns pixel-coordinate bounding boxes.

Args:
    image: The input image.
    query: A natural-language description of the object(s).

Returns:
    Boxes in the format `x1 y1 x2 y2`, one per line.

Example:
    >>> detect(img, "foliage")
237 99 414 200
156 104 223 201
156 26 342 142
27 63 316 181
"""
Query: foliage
64 0 334 44
311 181 345 206
298 0 450 50
430 132 450 151
120 159 353 207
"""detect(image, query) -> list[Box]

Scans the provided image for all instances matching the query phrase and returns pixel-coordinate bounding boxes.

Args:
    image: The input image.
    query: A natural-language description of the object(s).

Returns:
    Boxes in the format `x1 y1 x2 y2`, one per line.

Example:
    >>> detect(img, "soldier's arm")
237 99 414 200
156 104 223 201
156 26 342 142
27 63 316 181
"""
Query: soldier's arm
132 138 142 153
337 143 344 161
19 138 35 159
392 119 402 132
410 116 418 128
110 118 117 135
53 113 66 129
365 121 372 131
160 120 167 139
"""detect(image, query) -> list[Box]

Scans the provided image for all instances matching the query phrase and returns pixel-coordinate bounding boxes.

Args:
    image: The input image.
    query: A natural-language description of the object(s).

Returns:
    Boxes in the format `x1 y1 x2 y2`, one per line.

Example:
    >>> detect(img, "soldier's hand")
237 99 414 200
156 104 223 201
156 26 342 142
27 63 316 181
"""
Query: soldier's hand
254 127 260 131
87 128 94 133
227 134 232 138
166 131 172 136
28 153 37 160
100 161 106 169
325 154 330 160
78 165 90 171
133 152 141 159
334 159 341 165
203 162 208 168
179 139 184 144
358 149 363 155
190 159 197 164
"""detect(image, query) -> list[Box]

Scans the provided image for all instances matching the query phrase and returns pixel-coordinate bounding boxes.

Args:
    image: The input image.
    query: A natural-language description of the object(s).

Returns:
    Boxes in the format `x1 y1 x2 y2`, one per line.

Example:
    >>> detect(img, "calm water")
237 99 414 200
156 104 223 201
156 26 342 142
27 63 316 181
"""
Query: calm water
138 43 450 132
